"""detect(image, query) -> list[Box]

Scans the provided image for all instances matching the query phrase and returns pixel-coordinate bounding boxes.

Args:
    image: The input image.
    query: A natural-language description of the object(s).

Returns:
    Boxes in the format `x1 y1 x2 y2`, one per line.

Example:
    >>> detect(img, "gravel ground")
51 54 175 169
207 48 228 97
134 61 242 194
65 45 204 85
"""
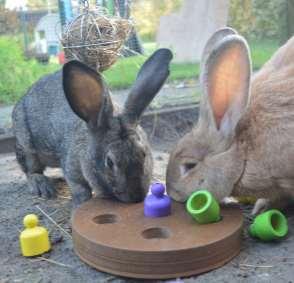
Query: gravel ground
1 152 294 283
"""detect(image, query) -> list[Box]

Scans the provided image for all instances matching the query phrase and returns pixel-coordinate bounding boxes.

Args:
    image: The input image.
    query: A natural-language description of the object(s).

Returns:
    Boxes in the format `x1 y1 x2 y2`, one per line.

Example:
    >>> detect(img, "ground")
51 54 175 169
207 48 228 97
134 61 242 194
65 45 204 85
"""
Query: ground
1 76 294 282
1 149 294 283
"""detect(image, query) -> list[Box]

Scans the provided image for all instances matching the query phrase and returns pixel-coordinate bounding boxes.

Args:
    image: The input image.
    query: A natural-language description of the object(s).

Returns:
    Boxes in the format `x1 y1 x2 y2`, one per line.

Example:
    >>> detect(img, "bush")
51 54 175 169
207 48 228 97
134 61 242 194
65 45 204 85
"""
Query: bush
252 0 286 40
0 7 19 35
229 0 286 40
132 0 182 41
0 37 59 104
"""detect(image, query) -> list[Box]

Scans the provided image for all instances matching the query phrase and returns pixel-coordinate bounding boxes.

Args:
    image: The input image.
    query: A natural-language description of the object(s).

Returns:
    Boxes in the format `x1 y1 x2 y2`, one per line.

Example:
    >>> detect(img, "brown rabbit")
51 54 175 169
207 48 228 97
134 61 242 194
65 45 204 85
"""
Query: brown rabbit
166 27 294 215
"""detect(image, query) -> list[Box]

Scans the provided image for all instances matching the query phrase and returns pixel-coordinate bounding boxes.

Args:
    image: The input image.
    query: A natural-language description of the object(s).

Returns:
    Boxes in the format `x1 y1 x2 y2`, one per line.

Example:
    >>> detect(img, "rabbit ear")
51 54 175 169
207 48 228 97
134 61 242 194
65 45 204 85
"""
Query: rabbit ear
63 60 113 130
122 49 173 126
200 27 237 74
201 35 251 136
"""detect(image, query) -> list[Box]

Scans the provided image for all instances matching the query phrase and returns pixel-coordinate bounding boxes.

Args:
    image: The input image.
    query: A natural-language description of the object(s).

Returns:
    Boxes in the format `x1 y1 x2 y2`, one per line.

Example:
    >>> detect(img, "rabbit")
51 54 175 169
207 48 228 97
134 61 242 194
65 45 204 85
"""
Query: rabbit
166 27 294 215
12 48 172 207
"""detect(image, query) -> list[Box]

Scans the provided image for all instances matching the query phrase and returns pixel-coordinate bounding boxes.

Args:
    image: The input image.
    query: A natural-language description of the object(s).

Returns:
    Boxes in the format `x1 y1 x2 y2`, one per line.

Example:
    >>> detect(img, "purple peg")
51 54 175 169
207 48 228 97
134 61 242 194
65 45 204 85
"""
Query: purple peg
144 183 171 218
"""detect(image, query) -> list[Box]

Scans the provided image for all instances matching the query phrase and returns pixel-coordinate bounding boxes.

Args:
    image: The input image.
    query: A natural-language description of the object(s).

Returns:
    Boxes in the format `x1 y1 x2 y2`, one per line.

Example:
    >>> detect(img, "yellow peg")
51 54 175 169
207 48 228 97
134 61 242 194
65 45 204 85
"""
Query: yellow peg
20 214 51 257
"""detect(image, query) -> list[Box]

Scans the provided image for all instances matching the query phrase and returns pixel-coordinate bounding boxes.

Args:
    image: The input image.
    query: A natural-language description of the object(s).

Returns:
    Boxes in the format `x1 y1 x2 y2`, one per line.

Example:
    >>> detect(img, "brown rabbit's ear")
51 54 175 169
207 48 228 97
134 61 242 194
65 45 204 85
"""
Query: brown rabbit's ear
201 35 251 136
200 27 237 74
63 60 113 130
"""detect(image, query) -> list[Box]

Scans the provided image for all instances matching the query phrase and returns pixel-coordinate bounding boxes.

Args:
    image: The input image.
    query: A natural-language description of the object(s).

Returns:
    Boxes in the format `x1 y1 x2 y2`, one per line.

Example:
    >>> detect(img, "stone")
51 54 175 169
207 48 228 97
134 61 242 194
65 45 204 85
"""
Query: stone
156 0 229 62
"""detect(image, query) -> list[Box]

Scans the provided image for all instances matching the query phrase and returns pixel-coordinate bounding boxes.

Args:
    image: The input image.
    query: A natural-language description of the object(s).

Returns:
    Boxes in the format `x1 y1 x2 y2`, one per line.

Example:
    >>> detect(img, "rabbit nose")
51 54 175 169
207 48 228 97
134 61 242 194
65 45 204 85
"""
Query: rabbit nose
169 186 188 202
126 185 145 202
180 162 197 177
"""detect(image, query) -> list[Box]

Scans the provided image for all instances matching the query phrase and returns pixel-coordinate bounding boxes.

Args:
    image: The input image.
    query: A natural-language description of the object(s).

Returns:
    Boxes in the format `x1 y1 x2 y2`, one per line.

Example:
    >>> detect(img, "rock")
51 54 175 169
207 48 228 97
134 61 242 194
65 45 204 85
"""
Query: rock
157 0 229 62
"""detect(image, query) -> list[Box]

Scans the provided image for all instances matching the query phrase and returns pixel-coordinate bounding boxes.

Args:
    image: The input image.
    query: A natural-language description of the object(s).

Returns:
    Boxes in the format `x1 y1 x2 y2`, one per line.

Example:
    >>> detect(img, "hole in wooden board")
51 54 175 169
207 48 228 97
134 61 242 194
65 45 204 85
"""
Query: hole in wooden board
93 214 118 224
141 227 171 239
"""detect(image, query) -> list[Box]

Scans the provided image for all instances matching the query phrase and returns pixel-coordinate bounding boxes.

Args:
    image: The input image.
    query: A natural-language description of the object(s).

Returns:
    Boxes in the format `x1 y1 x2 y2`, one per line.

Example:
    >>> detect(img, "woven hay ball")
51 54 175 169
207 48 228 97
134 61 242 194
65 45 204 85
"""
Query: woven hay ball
61 10 132 72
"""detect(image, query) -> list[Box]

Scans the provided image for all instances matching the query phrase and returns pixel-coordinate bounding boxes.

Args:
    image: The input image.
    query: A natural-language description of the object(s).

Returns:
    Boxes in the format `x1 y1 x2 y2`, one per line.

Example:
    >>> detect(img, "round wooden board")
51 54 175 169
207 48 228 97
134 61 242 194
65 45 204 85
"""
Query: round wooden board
72 199 243 279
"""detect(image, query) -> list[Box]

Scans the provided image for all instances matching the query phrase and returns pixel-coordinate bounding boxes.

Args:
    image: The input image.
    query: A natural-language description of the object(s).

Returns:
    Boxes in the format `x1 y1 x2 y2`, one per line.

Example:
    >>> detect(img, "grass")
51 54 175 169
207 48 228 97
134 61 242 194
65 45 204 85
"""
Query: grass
103 55 199 89
0 36 59 105
104 39 279 89
0 38 280 105
250 39 279 70
103 41 199 88
0 61 59 105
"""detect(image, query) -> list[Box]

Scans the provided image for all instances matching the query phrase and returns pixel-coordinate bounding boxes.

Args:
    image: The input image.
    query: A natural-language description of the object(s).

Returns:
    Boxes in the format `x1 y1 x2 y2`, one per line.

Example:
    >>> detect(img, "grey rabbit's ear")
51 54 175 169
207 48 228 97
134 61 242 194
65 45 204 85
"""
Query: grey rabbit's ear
122 48 173 126
63 60 113 130
200 27 237 74
200 34 251 137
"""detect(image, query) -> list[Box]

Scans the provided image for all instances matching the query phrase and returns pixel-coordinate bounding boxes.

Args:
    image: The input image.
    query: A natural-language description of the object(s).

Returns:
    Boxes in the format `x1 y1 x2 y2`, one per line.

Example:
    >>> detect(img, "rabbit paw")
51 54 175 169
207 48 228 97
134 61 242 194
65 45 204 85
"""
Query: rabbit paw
71 185 92 208
28 174 56 199
72 192 92 208
221 196 239 205
251 198 270 216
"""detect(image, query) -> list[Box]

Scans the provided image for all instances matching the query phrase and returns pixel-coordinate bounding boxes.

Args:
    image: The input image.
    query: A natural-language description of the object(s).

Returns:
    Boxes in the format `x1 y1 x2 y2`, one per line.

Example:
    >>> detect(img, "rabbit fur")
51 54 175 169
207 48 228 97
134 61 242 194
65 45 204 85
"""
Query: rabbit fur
12 49 172 207
166 28 294 214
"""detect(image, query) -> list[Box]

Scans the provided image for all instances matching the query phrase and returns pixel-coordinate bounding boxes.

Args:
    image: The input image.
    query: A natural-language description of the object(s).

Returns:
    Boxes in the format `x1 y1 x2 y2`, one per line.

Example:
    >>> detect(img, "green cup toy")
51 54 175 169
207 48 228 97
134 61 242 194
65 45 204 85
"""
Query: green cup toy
186 190 221 224
249 209 288 241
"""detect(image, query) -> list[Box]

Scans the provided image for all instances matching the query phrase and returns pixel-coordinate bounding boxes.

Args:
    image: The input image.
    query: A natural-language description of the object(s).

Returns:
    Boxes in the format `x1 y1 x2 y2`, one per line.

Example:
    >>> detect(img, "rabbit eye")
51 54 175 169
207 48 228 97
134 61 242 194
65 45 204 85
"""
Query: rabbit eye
180 162 197 176
106 156 114 170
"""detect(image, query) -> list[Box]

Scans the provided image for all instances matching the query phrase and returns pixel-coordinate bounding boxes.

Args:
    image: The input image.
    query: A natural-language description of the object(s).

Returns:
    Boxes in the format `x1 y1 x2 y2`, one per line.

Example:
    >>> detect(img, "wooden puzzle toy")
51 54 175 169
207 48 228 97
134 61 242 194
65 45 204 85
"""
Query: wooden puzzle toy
72 198 243 279
249 209 288 241
20 214 51 257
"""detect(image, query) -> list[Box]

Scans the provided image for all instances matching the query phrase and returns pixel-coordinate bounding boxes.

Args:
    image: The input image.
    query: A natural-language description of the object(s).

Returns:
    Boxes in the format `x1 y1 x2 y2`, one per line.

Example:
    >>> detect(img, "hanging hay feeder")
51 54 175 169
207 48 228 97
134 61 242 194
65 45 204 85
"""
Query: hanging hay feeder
61 9 132 72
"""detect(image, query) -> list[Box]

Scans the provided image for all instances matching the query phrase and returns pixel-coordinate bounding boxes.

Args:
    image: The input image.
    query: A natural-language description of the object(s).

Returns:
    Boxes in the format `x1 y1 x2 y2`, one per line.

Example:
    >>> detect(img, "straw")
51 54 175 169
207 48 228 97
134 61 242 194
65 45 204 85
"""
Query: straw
61 7 132 72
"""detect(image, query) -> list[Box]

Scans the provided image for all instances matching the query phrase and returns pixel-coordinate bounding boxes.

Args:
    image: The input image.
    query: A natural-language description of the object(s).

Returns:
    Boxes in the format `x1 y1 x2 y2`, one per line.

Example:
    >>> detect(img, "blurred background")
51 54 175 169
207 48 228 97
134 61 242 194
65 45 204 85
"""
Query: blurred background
0 0 293 105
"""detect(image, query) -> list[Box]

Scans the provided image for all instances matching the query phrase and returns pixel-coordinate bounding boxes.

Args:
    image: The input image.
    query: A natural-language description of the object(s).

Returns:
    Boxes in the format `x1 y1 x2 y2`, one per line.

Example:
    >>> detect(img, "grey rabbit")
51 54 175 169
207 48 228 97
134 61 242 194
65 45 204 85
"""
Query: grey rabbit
12 49 172 206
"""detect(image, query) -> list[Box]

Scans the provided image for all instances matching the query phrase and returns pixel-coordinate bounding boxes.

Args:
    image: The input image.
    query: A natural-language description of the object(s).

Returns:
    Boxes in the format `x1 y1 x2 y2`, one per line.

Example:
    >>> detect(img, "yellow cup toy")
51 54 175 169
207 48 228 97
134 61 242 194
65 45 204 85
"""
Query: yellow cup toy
20 214 51 257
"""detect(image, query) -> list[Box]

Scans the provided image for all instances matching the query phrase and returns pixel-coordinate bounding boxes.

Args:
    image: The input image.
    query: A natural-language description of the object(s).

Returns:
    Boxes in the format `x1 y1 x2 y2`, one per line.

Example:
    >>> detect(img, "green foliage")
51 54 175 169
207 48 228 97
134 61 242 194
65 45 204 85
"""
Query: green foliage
132 0 285 42
229 0 286 40
132 0 183 41
103 56 143 89
27 0 56 9
0 38 279 104
103 54 197 89
104 39 278 89
0 7 19 35
252 0 286 39
0 37 59 104
228 0 254 38
250 39 279 69
169 63 199 81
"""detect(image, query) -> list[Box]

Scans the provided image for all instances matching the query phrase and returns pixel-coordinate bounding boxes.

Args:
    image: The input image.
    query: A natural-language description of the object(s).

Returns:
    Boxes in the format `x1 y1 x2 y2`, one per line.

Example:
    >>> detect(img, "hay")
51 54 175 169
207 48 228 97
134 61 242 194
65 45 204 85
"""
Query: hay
61 9 132 72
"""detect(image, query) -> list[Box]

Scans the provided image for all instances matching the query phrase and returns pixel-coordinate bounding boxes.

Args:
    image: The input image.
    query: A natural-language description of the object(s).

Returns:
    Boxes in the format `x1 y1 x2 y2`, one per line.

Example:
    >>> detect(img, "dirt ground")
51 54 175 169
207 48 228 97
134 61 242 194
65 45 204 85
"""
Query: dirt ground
1 148 294 283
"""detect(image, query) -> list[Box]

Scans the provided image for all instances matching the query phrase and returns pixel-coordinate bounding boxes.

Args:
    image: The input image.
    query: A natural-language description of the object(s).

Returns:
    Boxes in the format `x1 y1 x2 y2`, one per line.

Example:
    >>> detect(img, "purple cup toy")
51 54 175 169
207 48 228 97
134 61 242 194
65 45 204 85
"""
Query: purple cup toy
144 182 171 217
